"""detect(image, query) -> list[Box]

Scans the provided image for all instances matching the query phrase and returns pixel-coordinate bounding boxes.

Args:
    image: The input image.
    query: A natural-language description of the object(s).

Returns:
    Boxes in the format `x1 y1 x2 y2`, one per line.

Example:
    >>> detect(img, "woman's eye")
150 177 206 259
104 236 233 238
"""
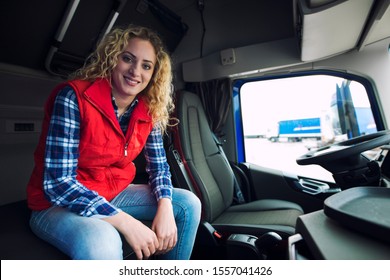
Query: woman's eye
122 55 133 63
143 64 152 70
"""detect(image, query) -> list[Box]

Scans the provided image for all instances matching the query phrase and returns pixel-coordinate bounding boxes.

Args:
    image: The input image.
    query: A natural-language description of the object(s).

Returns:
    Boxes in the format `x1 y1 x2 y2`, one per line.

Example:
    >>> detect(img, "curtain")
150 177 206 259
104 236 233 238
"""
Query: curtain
186 78 231 138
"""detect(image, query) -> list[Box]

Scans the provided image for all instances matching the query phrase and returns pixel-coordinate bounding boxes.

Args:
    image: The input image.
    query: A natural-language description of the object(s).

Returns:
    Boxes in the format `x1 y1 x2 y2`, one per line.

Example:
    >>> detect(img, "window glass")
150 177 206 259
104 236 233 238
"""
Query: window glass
240 74 377 182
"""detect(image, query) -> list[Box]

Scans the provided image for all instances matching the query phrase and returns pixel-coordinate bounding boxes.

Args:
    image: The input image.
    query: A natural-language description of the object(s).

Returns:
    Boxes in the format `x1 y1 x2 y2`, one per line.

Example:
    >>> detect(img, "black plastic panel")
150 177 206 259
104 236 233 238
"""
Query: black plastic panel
324 186 390 243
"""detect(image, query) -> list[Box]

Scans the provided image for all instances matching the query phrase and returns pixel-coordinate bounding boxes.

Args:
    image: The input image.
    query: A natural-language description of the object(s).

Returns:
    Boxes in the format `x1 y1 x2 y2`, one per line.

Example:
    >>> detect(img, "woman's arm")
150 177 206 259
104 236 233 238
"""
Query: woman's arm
144 127 177 253
43 86 119 217
144 126 174 200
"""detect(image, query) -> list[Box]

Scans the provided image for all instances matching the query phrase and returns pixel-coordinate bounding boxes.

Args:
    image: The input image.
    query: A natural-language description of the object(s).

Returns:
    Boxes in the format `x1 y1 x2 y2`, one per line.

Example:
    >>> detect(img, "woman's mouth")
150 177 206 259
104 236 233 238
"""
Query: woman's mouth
124 76 140 86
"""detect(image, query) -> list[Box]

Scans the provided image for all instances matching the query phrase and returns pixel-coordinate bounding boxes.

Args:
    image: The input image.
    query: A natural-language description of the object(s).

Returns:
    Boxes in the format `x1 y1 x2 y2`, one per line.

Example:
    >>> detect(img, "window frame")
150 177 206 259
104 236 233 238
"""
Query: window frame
232 70 385 163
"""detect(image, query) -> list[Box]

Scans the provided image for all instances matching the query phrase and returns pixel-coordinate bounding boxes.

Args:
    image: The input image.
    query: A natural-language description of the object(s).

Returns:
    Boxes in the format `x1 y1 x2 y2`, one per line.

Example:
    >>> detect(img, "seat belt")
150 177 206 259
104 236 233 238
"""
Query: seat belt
211 134 246 204
164 119 207 218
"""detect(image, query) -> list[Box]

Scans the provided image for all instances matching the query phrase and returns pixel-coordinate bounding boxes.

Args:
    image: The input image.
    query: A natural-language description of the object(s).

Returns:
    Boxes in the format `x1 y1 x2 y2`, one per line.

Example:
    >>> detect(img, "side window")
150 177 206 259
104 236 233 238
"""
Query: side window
239 74 379 182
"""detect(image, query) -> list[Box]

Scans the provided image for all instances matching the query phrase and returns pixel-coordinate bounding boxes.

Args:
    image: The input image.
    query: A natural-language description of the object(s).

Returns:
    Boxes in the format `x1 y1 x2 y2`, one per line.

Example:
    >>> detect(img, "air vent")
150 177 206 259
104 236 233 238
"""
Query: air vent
6 120 41 133
14 123 34 132
298 178 330 195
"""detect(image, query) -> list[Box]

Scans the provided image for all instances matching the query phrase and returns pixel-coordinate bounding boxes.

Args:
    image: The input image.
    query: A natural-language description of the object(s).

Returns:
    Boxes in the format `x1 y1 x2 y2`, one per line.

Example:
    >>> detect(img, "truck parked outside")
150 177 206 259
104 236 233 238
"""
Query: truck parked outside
268 117 321 142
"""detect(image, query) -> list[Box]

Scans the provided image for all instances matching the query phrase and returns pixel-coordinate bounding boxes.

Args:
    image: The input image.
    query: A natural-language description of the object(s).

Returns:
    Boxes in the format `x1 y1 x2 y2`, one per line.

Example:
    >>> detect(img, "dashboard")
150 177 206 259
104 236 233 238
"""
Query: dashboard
289 145 390 260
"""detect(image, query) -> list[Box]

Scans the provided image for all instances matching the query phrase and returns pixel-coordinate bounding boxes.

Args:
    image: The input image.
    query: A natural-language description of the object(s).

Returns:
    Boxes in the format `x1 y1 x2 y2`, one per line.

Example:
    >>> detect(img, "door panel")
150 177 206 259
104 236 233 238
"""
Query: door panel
241 163 326 213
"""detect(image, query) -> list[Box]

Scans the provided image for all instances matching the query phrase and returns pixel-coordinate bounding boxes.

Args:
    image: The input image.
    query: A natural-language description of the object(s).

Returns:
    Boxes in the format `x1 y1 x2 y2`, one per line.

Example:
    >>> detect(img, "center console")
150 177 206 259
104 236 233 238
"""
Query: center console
288 210 390 259
192 221 283 260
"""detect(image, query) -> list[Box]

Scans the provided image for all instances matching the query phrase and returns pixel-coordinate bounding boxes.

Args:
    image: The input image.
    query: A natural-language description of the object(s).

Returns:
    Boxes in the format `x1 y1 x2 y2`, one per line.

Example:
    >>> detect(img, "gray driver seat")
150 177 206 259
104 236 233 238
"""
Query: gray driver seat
170 90 303 238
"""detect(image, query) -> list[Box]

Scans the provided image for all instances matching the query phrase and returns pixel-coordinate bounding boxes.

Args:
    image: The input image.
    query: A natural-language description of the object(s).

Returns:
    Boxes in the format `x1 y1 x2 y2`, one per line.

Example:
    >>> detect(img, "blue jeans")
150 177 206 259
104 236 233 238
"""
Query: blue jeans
30 185 201 260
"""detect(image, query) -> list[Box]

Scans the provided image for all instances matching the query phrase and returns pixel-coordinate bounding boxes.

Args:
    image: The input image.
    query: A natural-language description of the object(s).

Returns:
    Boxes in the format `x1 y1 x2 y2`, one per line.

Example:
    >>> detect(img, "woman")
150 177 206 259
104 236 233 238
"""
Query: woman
26 25 201 260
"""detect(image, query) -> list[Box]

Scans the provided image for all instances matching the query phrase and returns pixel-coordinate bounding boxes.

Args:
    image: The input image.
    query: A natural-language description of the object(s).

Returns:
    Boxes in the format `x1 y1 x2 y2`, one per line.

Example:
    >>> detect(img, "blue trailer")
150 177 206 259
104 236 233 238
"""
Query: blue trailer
277 117 321 141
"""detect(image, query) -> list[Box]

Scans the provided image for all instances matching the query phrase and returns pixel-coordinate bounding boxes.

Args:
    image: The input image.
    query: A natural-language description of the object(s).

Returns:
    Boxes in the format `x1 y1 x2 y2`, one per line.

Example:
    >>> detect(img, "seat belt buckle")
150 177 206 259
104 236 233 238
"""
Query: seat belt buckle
213 230 223 239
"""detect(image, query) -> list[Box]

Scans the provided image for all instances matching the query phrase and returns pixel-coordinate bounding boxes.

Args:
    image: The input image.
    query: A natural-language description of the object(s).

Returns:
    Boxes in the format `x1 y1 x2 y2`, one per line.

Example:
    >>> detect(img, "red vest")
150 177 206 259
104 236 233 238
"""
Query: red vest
27 78 153 210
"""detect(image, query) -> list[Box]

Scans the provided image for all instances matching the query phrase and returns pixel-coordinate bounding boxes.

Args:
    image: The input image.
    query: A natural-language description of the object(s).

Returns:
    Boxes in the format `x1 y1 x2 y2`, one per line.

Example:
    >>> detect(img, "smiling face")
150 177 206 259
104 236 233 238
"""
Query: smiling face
111 37 156 103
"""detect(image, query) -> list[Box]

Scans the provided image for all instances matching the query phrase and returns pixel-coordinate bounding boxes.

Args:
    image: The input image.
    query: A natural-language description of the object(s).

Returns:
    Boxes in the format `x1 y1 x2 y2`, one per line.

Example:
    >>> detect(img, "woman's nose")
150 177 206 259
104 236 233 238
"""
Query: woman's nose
129 62 141 76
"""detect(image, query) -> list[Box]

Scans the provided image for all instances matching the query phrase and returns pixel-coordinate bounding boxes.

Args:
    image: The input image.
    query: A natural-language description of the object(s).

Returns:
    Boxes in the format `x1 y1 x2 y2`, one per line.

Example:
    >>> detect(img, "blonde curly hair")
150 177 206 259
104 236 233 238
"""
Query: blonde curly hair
70 25 176 132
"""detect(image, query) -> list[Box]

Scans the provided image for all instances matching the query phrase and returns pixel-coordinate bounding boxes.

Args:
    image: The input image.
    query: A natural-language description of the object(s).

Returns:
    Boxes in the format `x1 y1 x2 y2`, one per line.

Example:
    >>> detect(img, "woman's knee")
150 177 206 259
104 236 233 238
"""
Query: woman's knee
30 208 124 260
187 191 202 219
70 219 123 260
172 189 201 221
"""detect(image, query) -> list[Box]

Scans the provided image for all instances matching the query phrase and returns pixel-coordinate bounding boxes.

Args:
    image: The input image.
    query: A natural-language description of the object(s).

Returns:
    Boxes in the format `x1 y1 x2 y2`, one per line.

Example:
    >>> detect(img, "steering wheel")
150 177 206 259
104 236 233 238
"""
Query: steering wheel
297 130 390 166
297 130 390 189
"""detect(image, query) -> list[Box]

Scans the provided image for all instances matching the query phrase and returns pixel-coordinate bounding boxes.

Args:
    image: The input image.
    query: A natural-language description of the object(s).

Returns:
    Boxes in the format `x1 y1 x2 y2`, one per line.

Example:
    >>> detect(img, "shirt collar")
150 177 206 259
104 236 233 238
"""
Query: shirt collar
111 96 139 118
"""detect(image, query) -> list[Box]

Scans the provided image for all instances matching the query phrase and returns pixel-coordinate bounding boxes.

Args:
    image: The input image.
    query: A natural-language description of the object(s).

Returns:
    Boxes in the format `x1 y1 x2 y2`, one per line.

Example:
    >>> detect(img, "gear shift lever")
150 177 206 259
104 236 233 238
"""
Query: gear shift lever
255 232 282 259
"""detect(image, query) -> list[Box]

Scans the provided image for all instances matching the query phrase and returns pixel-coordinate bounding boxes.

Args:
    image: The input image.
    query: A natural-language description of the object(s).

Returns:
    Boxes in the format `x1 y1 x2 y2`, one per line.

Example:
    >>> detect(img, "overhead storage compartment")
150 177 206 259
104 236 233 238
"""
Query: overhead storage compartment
45 0 188 76
0 0 187 77
296 0 375 61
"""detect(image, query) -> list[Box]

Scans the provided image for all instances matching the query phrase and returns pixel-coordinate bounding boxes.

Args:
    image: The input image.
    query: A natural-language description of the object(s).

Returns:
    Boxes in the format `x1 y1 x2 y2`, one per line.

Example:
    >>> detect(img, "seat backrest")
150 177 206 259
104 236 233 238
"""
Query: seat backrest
174 90 235 222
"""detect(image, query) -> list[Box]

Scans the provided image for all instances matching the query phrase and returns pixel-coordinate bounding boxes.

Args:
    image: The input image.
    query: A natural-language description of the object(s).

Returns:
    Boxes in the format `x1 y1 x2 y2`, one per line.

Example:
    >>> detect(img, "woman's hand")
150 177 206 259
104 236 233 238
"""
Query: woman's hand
152 198 177 255
103 211 159 260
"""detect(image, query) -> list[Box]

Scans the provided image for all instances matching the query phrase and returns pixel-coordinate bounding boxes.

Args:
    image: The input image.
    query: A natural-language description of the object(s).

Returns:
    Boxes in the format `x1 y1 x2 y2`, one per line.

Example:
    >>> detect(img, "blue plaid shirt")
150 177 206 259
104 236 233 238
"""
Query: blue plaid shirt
43 86 173 217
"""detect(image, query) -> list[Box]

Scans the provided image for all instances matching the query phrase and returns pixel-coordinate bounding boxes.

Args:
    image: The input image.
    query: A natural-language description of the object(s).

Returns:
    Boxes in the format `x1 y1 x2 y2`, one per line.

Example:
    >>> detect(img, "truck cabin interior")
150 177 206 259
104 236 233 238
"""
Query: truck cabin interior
1 0 390 262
